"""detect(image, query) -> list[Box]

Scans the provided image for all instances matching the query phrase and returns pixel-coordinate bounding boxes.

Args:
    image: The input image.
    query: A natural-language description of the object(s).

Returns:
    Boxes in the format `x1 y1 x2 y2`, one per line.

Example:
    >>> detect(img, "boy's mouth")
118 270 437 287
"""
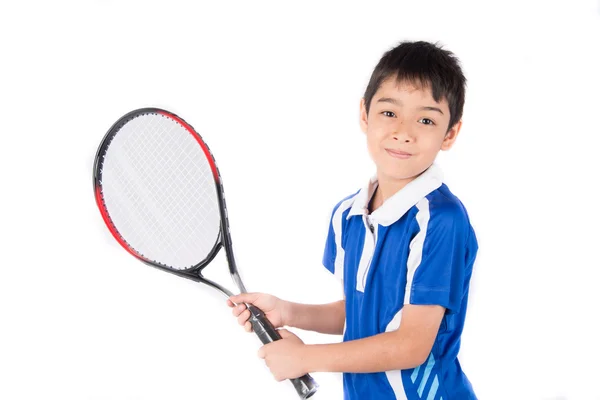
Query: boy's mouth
385 148 412 159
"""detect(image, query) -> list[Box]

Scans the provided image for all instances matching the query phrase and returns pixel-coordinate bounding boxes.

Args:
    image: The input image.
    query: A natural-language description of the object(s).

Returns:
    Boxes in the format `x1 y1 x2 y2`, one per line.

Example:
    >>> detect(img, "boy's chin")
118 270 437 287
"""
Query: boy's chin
377 169 420 183
377 165 427 182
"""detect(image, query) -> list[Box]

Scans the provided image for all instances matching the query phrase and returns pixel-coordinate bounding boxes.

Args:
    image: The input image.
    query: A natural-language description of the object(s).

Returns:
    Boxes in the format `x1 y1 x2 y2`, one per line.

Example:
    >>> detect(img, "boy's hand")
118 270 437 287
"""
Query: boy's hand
227 293 289 332
258 329 308 381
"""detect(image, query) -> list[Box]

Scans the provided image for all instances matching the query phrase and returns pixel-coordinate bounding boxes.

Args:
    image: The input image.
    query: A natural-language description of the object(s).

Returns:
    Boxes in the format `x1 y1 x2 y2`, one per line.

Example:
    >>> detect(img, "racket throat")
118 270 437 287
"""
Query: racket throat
221 228 248 294
198 276 234 298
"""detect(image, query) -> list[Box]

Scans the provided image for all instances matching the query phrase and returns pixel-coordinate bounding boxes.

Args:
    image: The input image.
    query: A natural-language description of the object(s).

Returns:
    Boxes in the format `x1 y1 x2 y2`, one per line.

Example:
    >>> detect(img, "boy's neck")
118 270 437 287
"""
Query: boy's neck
369 173 417 213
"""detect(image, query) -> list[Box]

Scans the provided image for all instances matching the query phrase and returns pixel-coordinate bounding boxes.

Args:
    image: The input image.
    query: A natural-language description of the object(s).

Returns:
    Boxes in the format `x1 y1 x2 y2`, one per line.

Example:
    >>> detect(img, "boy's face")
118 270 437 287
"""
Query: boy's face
360 77 461 185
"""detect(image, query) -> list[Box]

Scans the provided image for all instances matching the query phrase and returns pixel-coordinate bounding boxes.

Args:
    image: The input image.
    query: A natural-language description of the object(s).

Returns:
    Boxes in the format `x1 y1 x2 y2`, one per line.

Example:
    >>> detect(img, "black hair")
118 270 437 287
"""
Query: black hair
363 40 466 131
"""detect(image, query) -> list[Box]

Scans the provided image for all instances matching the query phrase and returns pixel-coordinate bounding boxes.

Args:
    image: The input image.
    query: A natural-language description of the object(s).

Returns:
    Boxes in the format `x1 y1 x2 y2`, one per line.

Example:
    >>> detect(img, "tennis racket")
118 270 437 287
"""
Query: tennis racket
92 107 318 399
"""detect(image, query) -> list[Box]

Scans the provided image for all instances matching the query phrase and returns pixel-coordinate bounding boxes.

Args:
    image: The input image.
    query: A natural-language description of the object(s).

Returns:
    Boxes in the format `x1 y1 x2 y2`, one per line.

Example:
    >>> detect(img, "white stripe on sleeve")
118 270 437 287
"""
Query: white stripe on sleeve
404 198 431 304
332 197 356 281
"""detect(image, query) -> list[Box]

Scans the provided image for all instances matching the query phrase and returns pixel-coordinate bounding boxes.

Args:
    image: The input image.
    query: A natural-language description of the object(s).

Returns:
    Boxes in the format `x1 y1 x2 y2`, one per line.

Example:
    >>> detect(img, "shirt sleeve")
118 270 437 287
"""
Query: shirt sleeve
405 200 474 314
322 207 337 275
322 194 357 281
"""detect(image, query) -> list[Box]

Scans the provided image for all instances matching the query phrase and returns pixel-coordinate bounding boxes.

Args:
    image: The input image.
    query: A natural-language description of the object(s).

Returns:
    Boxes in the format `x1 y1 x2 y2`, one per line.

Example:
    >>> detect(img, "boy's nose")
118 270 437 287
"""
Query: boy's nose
391 131 413 142
391 122 413 142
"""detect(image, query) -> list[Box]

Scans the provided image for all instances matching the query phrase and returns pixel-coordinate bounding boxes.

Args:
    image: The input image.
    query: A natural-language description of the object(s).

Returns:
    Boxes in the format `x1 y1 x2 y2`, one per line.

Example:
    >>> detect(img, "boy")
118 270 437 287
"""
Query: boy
228 40 478 399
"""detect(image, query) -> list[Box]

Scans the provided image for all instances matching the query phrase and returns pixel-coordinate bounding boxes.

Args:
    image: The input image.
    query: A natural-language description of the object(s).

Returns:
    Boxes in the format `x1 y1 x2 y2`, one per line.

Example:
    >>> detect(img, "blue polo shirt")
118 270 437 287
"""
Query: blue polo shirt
322 165 478 400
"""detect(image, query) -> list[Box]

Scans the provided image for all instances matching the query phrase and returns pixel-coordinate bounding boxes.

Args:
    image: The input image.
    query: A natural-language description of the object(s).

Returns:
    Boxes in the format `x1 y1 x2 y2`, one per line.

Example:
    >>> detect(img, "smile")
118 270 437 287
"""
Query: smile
385 149 412 159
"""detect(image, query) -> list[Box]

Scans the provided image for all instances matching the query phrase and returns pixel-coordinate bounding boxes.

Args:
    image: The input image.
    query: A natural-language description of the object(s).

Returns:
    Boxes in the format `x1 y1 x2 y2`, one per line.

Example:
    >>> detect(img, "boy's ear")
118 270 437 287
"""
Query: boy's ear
441 120 462 151
359 98 368 134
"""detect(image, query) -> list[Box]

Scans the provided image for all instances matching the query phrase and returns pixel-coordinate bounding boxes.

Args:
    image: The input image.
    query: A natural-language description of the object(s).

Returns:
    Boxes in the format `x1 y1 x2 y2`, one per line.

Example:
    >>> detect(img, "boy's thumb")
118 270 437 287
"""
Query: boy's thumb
277 329 292 338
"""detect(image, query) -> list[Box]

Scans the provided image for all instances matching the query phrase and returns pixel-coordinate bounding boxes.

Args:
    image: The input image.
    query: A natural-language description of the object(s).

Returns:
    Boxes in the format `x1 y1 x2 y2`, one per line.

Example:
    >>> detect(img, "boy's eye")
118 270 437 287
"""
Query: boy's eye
419 118 435 126
382 111 396 118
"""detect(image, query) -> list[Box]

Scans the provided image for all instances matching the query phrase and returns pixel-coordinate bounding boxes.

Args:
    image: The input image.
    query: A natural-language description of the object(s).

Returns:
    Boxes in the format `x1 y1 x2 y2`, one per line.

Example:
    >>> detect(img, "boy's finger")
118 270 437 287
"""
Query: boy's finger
231 304 246 317
228 293 260 305
277 329 291 338
257 346 265 359
231 305 242 317
245 321 252 332
238 309 250 326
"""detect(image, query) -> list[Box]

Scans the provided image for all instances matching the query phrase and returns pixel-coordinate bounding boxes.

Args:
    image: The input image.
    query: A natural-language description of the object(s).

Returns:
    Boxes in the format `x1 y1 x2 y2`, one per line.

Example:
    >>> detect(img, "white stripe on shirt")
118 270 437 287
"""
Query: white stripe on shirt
404 198 431 304
332 197 356 281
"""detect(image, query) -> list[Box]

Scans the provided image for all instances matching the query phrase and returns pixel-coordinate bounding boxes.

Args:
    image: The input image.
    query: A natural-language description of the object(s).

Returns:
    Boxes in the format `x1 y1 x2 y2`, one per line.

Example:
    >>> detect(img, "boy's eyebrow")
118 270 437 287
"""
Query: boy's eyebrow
376 97 445 115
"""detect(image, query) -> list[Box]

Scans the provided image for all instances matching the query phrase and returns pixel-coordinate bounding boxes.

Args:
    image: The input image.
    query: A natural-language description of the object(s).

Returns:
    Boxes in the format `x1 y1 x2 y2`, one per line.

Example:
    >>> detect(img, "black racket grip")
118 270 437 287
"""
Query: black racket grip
247 304 318 399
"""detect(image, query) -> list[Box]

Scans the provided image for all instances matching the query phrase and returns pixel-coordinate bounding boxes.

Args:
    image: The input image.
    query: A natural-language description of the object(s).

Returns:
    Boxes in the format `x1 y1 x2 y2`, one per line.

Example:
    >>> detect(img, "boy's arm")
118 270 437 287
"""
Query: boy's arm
259 304 444 380
228 293 345 336
285 299 345 335
305 304 444 372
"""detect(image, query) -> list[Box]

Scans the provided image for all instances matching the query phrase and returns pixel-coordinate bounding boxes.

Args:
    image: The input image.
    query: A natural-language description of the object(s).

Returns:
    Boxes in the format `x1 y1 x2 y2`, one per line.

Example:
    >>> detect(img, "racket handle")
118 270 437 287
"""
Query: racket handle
247 304 319 399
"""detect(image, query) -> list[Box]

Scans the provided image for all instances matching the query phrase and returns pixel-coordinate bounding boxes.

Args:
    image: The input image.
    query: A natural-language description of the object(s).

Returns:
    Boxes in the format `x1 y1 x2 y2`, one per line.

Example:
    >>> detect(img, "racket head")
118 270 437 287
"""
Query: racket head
93 108 227 278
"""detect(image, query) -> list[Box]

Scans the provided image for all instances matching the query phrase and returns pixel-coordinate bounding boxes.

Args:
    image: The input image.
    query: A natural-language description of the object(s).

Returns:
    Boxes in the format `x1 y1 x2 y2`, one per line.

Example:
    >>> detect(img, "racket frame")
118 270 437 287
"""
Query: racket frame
93 108 318 399
93 108 238 296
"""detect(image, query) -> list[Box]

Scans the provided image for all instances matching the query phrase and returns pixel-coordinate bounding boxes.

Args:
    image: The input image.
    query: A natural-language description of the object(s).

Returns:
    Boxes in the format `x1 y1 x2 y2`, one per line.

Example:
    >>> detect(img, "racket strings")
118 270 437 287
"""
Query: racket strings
100 113 221 270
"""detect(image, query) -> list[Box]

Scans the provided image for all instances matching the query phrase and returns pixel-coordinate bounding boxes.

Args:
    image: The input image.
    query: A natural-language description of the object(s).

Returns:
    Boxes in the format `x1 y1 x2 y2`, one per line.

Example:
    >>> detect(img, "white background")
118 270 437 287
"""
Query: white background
1 1 599 399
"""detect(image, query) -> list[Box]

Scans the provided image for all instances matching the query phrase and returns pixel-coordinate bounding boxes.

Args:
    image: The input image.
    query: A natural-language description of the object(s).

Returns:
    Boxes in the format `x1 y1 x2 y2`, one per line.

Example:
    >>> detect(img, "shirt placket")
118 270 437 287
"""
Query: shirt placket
357 214 378 292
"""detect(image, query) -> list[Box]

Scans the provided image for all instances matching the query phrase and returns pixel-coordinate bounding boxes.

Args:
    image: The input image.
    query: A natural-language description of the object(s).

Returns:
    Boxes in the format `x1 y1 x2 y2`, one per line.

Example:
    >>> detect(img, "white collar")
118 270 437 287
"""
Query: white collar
347 164 444 226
